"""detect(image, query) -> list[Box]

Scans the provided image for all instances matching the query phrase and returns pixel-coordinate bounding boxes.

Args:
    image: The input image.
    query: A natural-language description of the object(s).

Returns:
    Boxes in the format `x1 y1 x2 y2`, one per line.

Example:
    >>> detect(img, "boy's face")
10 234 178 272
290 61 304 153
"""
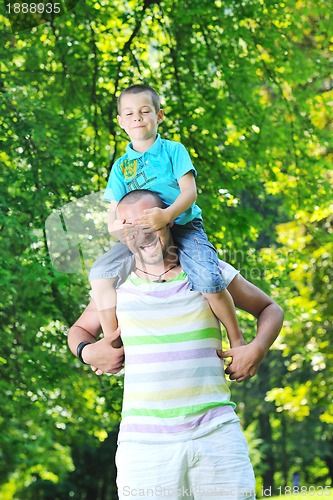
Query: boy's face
117 92 164 149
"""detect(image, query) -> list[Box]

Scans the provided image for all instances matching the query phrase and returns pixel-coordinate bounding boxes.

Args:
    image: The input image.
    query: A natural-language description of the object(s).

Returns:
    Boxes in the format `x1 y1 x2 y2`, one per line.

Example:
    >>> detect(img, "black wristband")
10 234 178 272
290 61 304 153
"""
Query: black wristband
77 341 91 365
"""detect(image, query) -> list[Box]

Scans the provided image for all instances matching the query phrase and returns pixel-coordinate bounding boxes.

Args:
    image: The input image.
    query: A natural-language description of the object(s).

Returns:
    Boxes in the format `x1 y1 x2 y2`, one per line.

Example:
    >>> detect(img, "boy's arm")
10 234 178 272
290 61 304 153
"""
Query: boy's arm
218 274 284 382
108 200 127 236
134 172 197 231
164 172 197 222
107 200 119 232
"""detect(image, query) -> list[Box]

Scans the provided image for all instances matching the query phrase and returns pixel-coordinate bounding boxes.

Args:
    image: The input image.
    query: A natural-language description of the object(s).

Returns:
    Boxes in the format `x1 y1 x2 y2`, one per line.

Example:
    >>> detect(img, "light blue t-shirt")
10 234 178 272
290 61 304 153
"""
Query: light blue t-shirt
104 134 202 225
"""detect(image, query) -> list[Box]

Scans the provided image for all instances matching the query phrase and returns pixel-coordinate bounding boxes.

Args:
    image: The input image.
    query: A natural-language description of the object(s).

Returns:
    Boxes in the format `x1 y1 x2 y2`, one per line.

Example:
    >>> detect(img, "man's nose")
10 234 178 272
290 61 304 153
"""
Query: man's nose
136 227 155 243
136 227 148 239
133 112 142 121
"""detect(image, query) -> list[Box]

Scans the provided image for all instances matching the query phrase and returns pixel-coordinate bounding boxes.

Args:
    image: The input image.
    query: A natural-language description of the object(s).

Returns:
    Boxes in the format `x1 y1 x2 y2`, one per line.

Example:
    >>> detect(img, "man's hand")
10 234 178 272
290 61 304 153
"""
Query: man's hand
217 342 266 383
82 327 125 376
133 207 170 232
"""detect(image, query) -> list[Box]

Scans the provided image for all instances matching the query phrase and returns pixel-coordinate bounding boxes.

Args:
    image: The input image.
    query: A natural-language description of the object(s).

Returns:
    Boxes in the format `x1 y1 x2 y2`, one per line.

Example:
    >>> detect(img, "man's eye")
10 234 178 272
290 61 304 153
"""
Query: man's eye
126 113 133 116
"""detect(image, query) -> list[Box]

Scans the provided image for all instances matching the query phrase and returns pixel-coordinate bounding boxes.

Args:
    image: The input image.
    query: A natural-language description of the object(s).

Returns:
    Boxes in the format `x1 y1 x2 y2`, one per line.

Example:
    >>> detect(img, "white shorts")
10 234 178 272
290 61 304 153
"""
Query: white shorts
116 421 256 499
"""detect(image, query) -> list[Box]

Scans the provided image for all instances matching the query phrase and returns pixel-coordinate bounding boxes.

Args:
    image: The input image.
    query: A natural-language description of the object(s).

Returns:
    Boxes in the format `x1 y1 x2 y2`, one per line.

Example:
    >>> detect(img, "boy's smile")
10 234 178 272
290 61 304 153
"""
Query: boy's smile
117 91 164 152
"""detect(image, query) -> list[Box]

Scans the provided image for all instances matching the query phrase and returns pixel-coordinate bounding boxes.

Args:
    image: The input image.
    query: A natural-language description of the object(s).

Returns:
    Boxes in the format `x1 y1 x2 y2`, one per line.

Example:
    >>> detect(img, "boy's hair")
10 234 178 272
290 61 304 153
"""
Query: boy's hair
117 85 160 113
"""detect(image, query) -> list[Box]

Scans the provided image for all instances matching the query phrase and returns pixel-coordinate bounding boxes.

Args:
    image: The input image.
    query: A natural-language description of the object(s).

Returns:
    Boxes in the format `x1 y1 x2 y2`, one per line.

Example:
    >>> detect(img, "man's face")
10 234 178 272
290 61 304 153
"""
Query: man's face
117 196 173 266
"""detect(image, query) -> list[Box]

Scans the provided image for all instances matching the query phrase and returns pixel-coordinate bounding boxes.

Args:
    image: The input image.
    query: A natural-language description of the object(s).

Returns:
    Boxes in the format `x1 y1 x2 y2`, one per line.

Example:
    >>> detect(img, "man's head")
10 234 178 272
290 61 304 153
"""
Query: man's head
117 85 164 148
117 190 176 267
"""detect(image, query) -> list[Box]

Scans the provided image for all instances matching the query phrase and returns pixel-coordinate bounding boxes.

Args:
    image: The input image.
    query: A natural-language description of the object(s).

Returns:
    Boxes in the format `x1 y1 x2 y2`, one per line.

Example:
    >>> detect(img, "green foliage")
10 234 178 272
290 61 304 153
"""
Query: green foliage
0 0 332 496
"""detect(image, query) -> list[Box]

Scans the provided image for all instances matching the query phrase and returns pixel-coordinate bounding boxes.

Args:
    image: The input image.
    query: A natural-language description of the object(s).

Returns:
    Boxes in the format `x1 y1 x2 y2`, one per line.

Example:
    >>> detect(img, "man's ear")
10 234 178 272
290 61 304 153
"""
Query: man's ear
157 109 164 124
168 220 174 229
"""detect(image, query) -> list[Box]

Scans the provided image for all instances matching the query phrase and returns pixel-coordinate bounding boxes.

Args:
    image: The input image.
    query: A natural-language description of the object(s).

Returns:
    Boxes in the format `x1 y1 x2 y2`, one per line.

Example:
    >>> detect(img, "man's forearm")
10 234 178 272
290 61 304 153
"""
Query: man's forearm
67 299 102 359
67 324 98 359
228 274 284 355
251 302 284 356
67 299 124 374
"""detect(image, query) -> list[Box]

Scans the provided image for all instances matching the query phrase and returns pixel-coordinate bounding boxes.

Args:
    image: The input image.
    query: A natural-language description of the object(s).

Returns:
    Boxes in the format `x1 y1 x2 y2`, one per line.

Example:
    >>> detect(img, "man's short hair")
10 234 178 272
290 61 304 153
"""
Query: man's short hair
118 189 166 209
117 85 160 113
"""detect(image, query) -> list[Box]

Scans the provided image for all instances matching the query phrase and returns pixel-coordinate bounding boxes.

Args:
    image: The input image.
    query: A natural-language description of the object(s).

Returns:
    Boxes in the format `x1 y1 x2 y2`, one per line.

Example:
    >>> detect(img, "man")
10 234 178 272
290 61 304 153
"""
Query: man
68 190 283 499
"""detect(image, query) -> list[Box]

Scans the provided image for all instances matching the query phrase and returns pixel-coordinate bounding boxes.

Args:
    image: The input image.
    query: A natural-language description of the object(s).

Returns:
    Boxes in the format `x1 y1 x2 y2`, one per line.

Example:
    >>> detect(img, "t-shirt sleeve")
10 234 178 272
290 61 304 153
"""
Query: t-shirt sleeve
169 142 197 180
103 161 127 202
218 259 240 287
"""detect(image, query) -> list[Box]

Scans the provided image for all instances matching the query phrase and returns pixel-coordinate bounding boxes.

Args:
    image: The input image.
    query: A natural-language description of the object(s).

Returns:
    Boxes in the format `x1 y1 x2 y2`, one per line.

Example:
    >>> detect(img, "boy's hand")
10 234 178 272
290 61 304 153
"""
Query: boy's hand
133 207 170 232
108 218 138 242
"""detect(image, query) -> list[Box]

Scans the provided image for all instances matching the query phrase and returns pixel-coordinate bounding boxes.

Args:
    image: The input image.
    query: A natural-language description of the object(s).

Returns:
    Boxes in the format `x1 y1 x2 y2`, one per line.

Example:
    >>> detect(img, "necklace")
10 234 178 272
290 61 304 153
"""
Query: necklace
135 262 180 283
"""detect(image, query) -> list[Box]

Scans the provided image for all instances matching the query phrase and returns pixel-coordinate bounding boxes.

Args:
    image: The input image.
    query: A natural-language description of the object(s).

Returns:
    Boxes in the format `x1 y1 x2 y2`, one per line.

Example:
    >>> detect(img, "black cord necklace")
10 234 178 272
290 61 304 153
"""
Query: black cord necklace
135 262 180 283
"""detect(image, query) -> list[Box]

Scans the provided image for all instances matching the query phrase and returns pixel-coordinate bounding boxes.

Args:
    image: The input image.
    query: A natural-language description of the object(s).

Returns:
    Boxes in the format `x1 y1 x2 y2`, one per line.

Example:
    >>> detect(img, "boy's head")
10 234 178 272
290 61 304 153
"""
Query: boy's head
117 84 164 150
117 85 160 114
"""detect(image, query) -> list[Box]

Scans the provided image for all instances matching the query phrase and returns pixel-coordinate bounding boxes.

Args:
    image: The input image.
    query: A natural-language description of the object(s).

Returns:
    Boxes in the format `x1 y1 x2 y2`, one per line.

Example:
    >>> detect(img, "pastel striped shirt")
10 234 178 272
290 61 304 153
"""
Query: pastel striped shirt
116 271 238 443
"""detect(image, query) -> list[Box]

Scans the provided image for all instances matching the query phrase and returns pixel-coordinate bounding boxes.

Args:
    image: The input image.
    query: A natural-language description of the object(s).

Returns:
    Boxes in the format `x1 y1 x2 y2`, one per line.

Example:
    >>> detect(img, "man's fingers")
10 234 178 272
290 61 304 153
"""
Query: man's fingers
110 361 125 374
91 365 104 376
216 349 232 359
91 363 124 375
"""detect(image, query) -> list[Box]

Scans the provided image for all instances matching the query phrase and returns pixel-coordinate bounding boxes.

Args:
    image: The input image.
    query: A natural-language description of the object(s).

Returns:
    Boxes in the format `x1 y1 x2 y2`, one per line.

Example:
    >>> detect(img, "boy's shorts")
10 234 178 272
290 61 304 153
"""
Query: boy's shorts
88 241 134 286
89 219 235 293
116 420 256 500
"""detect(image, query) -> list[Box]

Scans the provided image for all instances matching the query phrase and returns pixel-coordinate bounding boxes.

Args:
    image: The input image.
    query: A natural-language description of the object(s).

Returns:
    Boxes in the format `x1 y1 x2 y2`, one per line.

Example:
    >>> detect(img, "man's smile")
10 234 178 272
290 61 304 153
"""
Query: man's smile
139 237 159 254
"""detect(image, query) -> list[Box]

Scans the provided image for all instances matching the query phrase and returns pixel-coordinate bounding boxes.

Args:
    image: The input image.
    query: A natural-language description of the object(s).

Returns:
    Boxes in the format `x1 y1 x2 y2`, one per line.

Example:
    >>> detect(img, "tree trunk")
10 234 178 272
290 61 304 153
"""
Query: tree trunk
258 413 275 491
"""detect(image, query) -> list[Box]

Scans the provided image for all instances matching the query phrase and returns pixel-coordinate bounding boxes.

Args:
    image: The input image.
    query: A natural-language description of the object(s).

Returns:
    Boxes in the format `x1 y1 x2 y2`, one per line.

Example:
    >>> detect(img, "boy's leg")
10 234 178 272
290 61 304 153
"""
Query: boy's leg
171 221 244 347
89 242 134 339
90 278 118 339
204 289 244 347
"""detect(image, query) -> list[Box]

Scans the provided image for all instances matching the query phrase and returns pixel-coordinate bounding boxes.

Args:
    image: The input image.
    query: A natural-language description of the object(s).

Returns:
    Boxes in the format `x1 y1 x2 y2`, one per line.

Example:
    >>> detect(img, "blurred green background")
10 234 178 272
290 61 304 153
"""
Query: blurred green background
0 0 332 498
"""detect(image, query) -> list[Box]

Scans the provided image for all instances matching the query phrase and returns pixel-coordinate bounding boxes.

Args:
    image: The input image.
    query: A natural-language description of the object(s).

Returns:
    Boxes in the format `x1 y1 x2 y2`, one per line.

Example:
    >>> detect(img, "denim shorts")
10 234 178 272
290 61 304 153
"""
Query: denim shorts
171 218 226 293
88 241 134 287
89 219 228 293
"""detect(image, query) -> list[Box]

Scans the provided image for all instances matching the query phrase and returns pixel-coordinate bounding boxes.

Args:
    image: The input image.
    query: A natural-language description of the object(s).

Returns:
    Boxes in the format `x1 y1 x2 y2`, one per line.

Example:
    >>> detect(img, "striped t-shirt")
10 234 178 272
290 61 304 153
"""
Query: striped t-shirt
116 271 238 443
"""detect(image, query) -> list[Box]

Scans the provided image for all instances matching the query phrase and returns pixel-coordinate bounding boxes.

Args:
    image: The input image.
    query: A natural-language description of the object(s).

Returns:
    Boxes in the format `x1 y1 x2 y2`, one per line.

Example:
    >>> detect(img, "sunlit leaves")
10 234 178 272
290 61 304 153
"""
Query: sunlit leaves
0 0 332 494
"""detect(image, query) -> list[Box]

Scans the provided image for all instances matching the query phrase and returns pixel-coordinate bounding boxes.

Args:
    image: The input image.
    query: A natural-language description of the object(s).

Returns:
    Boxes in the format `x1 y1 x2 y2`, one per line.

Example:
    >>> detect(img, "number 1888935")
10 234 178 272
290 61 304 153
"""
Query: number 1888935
6 3 61 14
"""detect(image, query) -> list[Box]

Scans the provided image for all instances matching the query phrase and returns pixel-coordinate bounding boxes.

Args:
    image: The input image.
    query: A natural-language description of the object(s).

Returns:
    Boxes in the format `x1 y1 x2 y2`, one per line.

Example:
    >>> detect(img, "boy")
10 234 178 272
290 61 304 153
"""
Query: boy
89 84 244 347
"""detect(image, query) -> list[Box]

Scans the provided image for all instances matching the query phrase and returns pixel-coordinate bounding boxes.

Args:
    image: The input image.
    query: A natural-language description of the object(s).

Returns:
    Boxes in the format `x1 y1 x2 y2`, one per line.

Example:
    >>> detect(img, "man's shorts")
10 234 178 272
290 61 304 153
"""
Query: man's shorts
116 421 256 500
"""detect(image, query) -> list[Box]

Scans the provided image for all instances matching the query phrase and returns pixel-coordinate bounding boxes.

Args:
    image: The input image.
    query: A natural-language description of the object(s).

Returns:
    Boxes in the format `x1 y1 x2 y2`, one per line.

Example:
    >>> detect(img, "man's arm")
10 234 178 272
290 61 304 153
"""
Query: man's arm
218 274 284 382
67 299 124 376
